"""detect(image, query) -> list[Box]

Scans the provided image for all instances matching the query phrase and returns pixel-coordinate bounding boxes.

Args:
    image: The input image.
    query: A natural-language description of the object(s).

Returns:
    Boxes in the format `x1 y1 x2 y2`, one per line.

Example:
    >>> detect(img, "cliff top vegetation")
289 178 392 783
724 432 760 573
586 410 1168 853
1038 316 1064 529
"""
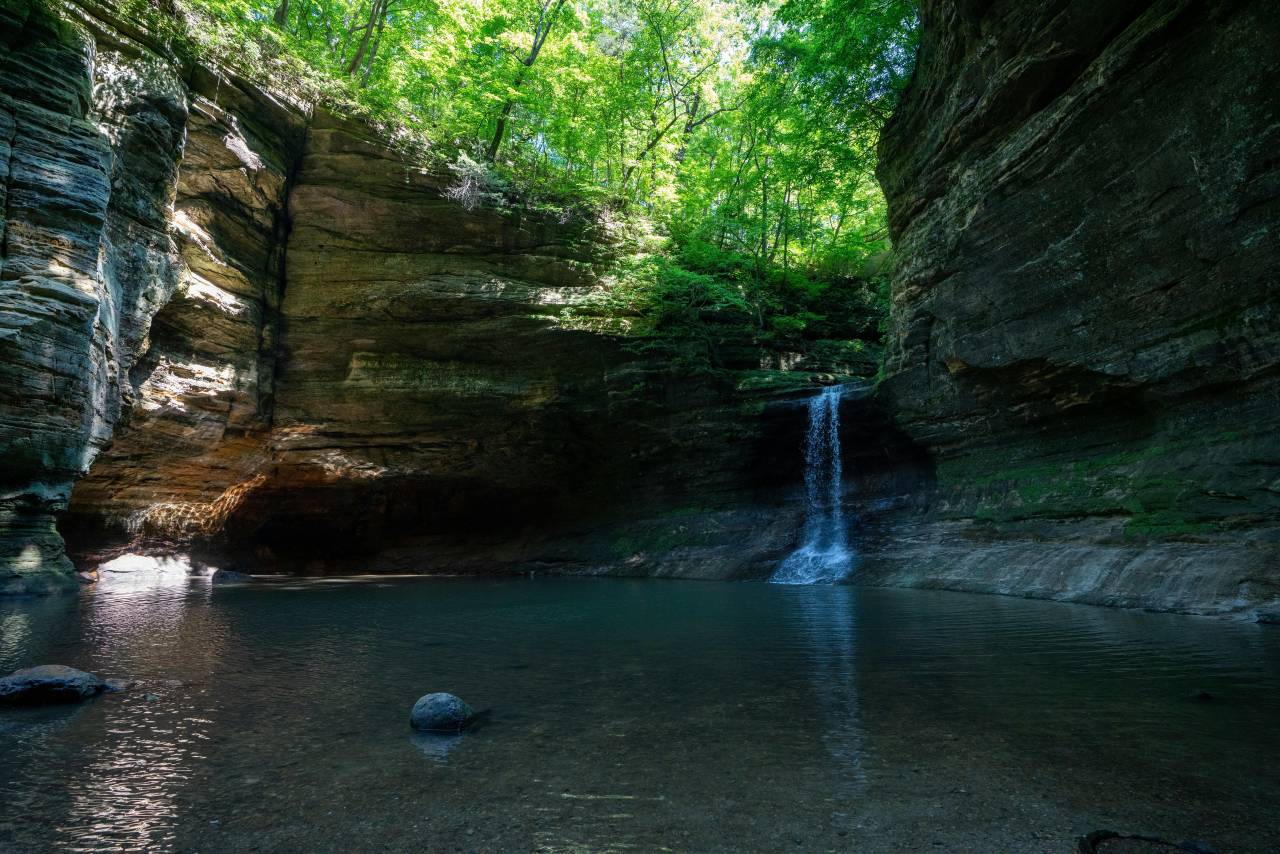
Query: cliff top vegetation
126 0 917 359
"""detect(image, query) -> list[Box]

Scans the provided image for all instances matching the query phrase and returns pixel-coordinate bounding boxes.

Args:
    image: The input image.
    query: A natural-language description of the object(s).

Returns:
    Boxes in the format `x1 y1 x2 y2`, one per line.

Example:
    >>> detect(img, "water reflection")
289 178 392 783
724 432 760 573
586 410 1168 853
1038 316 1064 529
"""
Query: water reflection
791 586 865 787
0 611 32 663
0 579 1276 852
95 553 207 595
0 568 231 852
410 730 466 763
53 701 204 852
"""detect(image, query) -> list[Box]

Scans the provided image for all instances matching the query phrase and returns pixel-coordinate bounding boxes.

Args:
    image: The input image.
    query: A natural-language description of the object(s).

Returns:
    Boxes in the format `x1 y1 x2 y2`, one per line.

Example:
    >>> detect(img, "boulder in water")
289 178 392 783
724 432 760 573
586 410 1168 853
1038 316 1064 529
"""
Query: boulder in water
211 569 254 585
0 665 112 705
410 692 475 732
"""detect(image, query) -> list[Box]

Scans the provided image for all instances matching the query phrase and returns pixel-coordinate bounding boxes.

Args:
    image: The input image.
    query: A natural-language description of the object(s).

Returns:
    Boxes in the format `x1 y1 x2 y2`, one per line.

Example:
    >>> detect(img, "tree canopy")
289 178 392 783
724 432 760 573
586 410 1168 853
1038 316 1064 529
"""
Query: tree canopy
180 0 918 353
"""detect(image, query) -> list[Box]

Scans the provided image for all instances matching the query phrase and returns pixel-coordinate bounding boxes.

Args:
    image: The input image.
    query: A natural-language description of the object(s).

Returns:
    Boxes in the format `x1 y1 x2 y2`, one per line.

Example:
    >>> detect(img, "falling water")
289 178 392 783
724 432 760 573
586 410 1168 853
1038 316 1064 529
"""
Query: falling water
772 385 852 584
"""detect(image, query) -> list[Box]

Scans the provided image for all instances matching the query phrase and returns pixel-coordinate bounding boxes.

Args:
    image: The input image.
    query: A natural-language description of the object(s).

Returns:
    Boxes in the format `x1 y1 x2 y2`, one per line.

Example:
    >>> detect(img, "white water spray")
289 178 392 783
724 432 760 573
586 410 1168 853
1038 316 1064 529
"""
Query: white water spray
772 385 852 584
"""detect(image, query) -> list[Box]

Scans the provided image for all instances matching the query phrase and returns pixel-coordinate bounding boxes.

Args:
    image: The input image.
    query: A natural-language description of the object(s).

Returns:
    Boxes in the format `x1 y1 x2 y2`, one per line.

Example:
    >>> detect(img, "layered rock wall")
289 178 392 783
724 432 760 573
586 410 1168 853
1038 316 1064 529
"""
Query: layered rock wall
0 0 186 591
64 60 304 557
872 0 1280 615
1 0 920 590
11 0 1275 618
108 109 920 576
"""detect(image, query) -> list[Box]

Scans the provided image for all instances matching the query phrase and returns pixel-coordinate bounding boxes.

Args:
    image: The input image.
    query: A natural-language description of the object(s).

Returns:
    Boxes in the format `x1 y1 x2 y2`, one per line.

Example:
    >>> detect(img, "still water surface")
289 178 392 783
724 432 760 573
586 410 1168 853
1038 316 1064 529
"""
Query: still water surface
1 575 1278 853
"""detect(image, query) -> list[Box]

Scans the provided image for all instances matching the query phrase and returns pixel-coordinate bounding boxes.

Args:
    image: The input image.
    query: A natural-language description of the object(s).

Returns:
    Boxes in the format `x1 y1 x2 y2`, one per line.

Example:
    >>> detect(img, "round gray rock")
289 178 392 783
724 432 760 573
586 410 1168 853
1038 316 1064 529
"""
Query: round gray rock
0 665 110 705
410 692 474 732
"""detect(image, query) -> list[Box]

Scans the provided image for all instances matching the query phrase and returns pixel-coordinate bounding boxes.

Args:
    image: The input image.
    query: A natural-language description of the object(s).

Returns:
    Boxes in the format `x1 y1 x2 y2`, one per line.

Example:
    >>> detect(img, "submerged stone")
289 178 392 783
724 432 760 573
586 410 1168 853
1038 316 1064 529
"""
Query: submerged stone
1078 829 1217 853
410 692 475 732
0 665 110 705
211 569 254 585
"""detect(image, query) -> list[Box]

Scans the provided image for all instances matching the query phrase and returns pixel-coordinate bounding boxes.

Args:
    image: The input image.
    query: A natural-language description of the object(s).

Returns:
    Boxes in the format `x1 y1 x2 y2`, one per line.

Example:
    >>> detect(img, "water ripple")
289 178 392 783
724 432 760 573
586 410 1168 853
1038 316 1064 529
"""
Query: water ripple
0 578 1276 852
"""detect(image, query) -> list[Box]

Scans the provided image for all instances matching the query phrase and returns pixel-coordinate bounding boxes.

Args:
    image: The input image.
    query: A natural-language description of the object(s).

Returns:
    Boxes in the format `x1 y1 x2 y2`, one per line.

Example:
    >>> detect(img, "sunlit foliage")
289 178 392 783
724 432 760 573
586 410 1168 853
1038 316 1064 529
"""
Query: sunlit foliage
173 0 918 349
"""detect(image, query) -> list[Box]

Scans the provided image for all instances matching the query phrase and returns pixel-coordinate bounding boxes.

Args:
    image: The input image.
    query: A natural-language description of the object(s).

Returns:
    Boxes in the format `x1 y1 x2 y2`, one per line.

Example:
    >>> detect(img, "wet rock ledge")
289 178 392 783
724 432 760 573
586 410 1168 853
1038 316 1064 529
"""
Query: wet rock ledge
865 0 1280 617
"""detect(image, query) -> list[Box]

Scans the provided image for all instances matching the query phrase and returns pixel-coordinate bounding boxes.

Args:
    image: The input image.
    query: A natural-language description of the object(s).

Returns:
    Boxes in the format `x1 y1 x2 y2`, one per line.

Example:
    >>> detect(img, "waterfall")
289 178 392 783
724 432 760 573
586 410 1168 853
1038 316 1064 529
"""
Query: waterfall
772 385 853 584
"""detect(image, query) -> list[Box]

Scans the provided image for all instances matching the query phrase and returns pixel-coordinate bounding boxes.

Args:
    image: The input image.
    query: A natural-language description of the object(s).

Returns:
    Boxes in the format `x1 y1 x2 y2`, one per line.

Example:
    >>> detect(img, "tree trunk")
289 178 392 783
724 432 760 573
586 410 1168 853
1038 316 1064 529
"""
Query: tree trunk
273 0 290 27
757 158 769 274
345 0 385 77
674 91 700 163
486 66 526 162
486 0 567 162
360 7 389 86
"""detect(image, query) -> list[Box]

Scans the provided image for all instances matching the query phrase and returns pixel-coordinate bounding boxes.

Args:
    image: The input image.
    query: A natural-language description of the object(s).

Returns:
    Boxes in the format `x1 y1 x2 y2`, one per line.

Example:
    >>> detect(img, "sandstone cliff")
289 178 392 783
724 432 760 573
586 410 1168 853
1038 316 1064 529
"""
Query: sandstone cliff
6 0 1277 620
1 0 189 591
870 0 1280 616
1 0 917 592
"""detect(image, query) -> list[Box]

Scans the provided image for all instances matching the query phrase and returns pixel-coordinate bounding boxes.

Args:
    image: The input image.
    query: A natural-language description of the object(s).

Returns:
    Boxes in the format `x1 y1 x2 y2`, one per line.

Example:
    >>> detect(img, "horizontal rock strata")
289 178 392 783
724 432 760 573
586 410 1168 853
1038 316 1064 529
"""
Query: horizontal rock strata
6 0 1276 619
1 0 186 591
871 0 1280 616
2 0 915 589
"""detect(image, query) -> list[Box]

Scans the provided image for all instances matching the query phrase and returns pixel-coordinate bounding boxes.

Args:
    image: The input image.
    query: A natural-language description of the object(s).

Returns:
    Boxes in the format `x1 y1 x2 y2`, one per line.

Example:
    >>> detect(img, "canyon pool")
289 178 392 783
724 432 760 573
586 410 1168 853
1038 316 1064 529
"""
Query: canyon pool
1 576 1277 853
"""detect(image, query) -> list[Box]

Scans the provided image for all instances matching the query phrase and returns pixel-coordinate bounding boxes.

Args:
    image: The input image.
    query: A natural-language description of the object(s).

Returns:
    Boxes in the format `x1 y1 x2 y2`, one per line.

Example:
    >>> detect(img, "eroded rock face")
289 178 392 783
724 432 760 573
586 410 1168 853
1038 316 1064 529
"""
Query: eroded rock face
872 0 1280 615
0 1 313 591
211 111 923 576
23 0 1275 618
0 0 185 592
236 109 633 569
64 61 305 558
1 1 920 589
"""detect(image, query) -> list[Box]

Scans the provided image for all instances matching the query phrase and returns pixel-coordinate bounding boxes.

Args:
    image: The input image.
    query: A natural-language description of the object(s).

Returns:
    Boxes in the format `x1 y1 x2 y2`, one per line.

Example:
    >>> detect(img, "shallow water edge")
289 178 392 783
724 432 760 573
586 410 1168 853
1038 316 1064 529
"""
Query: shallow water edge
2 576 1277 852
